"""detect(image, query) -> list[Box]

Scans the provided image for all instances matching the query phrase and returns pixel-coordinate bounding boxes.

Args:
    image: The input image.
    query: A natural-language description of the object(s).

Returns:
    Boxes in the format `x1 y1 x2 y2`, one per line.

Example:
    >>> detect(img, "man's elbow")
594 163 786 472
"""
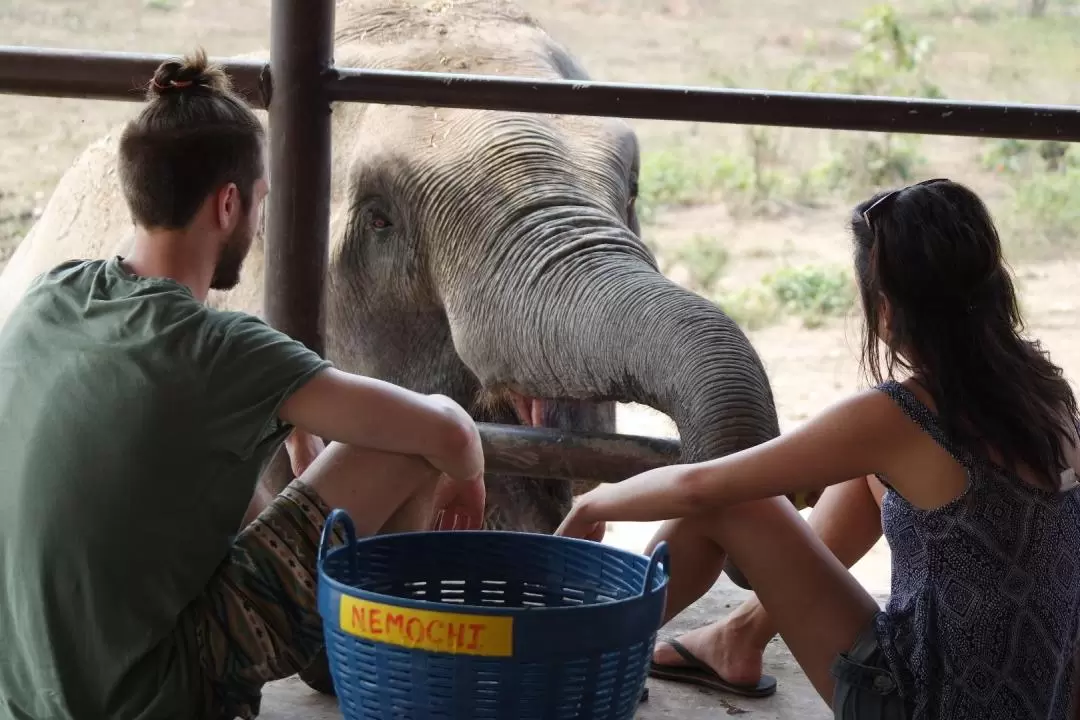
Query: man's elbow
429 395 479 460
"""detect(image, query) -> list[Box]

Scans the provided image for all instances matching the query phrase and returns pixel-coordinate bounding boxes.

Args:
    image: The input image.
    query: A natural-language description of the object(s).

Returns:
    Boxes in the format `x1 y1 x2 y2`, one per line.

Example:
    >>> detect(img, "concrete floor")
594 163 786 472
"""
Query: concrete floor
259 575 891 720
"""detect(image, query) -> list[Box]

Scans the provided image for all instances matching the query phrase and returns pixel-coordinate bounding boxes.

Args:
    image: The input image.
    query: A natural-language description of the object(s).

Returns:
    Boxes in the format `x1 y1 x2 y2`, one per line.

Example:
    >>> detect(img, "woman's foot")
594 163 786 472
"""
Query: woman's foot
649 610 778 697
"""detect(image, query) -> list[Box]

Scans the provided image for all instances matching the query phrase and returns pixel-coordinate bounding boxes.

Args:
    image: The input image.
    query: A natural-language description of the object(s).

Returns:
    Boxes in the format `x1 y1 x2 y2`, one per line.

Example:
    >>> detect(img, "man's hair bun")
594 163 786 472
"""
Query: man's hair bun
148 47 231 98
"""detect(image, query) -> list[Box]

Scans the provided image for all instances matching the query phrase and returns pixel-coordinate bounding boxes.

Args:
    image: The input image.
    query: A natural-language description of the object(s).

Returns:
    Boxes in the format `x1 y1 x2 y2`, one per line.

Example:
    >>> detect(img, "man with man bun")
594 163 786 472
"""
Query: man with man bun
0 50 485 720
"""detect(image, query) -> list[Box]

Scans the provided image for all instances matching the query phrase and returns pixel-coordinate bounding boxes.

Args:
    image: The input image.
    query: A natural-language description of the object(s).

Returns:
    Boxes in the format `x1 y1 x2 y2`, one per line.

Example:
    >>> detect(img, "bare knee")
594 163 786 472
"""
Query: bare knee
299 442 442 536
866 474 887 508
302 441 438 485
381 482 439 534
646 514 724 555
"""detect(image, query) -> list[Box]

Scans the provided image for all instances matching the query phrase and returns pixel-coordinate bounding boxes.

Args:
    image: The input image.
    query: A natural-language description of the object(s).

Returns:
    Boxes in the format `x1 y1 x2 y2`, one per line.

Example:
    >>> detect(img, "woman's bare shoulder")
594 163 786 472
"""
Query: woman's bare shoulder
897 376 939 414
784 385 926 470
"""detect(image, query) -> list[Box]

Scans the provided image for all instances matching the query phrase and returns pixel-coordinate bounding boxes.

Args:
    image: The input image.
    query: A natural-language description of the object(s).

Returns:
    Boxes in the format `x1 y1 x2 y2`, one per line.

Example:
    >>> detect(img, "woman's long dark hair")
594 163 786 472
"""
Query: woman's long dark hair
852 178 1078 489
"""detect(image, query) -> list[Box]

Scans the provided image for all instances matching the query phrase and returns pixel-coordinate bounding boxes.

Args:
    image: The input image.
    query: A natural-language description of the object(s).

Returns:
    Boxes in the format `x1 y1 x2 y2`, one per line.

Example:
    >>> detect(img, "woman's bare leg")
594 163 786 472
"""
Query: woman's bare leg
652 476 886 686
645 482 885 703
709 496 881 700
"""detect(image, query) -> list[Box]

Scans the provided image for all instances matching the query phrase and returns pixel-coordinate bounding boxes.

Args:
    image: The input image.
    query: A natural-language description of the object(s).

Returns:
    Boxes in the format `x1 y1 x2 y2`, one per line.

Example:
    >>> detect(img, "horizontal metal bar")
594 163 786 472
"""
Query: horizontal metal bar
0 46 270 108
2 45 1077 142
477 423 680 484
327 66 1080 142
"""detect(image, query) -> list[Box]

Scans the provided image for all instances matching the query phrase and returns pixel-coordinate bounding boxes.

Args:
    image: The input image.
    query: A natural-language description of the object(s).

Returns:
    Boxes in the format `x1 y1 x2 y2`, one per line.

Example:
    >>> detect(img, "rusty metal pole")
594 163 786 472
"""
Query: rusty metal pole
0 47 270 106
265 0 335 352
476 423 680 483
265 0 337 696
326 66 1080 142
262 0 334 544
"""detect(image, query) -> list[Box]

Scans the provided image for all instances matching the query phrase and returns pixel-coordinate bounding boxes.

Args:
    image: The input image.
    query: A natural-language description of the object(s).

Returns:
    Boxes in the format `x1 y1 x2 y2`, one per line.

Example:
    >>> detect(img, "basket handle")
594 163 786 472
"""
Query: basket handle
642 541 669 596
318 508 357 567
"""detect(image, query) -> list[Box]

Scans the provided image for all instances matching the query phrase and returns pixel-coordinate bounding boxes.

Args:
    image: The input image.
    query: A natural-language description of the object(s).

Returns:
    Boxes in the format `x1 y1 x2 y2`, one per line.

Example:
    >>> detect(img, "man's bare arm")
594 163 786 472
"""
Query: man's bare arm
278 367 483 483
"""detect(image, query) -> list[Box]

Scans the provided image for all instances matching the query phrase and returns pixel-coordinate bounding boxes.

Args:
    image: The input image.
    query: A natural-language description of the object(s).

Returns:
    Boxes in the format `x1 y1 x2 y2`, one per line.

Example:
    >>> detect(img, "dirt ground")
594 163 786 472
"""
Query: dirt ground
2 0 1078 717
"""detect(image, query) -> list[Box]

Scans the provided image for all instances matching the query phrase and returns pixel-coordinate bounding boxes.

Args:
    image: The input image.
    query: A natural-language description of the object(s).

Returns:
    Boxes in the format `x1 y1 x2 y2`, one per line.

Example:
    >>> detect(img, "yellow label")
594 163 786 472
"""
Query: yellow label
338 595 514 657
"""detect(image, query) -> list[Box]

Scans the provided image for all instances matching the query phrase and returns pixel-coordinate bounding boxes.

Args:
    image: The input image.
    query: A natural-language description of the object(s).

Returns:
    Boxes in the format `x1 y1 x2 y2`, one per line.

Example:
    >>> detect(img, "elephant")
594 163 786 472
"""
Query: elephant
0 0 783 695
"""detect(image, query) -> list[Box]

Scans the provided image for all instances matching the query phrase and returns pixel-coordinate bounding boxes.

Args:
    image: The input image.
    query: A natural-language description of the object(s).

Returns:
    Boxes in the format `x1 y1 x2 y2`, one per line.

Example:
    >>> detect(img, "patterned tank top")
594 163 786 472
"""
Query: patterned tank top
873 380 1080 720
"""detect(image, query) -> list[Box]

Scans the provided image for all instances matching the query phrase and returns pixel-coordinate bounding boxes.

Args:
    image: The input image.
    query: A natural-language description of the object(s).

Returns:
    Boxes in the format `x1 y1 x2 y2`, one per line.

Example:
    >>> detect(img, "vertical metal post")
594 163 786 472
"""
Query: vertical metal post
265 0 335 354
258 0 335 597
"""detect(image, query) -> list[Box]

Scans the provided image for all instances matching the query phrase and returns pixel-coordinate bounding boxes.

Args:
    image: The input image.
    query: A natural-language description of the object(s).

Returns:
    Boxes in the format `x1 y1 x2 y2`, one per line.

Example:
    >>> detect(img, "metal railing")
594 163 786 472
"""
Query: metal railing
2 46 1078 140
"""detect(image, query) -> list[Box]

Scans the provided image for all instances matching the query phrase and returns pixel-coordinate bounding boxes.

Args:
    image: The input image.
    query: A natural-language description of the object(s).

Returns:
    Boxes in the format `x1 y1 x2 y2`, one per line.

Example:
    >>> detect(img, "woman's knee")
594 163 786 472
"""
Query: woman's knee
653 513 720 546
866 475 887 508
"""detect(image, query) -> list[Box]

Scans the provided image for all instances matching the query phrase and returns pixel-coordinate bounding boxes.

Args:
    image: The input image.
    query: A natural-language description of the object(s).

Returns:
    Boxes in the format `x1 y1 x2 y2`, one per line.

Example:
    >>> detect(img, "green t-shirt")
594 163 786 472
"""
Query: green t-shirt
0 257 331 720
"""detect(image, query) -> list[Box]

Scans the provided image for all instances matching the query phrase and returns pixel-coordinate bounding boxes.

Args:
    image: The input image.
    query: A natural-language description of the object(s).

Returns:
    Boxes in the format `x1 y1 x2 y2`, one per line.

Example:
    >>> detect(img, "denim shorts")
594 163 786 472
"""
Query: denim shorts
830 617 909 720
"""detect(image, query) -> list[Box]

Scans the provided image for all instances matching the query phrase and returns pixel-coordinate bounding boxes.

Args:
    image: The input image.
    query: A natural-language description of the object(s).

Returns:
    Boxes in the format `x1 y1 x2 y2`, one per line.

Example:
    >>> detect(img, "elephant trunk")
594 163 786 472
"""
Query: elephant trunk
448 209 782 468
614 276 781 464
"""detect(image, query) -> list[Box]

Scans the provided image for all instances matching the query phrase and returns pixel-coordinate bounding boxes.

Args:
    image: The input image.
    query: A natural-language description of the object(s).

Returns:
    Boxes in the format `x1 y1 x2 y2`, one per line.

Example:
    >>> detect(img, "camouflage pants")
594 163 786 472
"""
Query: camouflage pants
175 480 340 720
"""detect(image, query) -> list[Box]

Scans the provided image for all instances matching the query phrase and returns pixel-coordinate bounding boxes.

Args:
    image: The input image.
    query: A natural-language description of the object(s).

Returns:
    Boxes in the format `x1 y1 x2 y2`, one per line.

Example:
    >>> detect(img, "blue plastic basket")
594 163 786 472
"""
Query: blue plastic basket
317 508 670 720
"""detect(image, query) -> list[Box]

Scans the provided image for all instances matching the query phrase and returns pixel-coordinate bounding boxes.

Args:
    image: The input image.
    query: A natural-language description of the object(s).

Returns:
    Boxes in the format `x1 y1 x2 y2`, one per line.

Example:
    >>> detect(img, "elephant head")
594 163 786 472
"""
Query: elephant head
320 1 782 533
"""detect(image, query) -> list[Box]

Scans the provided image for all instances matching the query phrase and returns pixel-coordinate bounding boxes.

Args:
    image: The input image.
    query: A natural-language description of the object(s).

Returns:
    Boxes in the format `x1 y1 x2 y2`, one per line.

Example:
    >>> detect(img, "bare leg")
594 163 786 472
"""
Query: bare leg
702 497 880 701
645 480 885 703
294 440 443 537
183 440 448 708
652 476 886 686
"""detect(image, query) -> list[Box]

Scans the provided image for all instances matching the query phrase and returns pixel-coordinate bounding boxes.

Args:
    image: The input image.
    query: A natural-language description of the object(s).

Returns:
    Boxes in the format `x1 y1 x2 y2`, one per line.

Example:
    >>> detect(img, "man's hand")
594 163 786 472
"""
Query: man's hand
279 371 487 526
422 394 485 486
430 473 487 531
424 396 486 530
286 428 326 477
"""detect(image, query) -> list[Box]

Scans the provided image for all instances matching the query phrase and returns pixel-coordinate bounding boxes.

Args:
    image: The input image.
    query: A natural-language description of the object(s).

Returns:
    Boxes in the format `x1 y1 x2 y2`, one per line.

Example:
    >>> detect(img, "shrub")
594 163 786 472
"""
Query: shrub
764 264 858 328
714 264 858 331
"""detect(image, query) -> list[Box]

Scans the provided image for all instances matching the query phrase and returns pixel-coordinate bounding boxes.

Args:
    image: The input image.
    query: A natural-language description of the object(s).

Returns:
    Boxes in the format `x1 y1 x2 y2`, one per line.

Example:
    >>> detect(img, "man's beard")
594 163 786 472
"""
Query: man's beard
210 221 253 291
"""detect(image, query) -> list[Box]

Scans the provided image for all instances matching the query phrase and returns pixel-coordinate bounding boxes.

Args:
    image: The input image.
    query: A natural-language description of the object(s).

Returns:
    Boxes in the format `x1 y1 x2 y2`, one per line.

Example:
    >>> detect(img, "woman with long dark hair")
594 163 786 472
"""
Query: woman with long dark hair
558 178 1080 719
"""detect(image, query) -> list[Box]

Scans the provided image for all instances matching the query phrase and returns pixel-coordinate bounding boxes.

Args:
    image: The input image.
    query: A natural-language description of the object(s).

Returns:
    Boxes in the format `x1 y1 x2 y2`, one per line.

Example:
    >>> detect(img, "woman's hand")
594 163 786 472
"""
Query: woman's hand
555 464 705 538
552 387 901 529
555 497 608 542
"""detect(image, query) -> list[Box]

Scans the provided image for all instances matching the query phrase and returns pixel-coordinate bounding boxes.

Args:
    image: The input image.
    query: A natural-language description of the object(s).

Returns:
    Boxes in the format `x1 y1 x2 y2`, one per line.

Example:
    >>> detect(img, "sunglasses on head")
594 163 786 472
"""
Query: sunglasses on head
862 177 950 235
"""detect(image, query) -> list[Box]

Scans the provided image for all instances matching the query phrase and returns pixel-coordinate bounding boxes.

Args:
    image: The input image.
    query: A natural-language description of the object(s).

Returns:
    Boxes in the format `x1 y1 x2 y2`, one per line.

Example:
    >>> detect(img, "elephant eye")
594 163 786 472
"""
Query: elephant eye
368 209 393 231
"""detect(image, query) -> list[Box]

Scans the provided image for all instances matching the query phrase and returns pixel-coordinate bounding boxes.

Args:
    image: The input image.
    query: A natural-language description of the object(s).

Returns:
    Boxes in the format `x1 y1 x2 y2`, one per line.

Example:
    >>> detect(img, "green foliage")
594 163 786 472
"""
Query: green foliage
813 5 944 99
978 139 1080 258
657 224 856 331
979 138 1075 174
709 264 858 331
637 133 795 225
636 145 739 226
818 133 924 191
740 126 794 214
716 284 781 331
801 5 941 190
1007 165 1080 256
764 265 858 328
670 234 731 294
636 6 944 226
